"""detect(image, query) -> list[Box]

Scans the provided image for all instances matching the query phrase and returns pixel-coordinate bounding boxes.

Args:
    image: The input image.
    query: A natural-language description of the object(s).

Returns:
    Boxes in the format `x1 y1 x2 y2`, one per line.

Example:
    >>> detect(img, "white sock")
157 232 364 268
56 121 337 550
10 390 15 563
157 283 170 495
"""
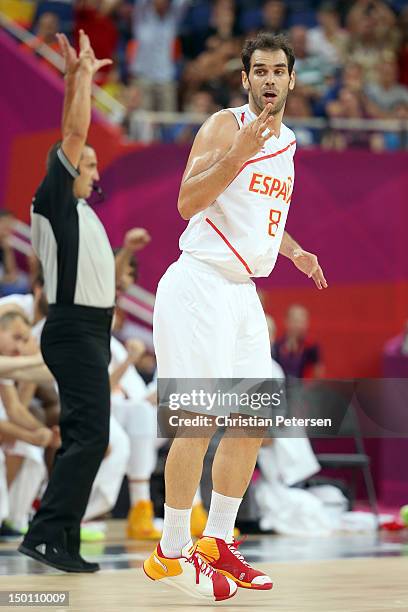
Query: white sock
160 504 192 558
129 481 150 506
203 490 242 543
192 485 202 506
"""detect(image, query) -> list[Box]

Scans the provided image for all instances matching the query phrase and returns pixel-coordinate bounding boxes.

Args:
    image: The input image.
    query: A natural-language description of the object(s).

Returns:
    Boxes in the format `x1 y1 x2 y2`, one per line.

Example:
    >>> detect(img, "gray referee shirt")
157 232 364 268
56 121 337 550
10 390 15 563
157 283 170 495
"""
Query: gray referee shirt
31 147 115 308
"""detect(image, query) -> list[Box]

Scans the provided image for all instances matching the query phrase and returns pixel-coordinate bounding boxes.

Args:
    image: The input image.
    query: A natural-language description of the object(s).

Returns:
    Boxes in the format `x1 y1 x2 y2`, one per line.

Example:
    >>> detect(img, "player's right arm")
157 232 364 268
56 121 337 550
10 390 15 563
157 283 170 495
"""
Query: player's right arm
178 103 275 220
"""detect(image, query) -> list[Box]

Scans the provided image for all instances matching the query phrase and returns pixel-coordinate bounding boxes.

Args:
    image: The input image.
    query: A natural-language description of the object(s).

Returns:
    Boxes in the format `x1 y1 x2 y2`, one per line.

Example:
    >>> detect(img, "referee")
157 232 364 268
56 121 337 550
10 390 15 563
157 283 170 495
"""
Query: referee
19 31 125 572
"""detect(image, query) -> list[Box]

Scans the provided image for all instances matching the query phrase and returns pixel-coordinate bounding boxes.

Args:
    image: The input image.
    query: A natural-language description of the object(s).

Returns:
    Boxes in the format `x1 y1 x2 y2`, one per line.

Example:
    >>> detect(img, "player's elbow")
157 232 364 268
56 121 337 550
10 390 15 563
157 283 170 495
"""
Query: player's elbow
177 195 193 220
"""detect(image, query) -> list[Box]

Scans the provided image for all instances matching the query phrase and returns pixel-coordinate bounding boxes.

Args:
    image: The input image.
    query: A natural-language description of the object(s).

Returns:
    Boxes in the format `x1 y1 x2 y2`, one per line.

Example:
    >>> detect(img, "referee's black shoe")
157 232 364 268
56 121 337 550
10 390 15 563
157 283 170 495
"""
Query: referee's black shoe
73 552 100 572
18 541 100 573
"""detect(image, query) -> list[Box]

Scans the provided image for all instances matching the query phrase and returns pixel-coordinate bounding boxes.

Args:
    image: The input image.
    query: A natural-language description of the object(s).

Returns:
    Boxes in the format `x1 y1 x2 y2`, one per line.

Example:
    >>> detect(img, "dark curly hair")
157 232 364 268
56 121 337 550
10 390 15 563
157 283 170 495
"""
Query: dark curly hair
241 32 295 76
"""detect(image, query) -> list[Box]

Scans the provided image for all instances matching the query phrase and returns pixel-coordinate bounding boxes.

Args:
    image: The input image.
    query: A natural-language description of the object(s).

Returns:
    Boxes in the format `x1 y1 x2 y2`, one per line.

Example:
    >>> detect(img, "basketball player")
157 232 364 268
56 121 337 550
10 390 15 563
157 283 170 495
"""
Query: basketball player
144 33 327 601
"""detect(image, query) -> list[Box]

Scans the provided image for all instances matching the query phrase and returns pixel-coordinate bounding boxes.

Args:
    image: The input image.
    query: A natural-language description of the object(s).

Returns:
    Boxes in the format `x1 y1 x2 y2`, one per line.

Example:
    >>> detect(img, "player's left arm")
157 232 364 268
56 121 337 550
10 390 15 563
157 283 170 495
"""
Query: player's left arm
280 231 328 290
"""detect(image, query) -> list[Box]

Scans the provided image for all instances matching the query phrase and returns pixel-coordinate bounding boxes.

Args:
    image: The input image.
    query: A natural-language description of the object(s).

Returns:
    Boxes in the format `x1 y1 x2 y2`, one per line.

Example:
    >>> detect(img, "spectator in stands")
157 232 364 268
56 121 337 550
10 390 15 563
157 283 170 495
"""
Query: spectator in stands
98 64 124 103
0 310 59 538
0 212 18 293
32 0 74 35
306 2 348 69
21 12 61 72
130 0 192 112
205 0 239 49
261 0 287 35
285 92 317 147
274 304 324 379
324 85 373 149
74 0 120 84
0 418 50 541
164 89 219 143
33 11 60 48
319 61 365 114
181 0 240 60
365 58 408 117
346 0 400 83
112 84 155 142
240 0 287 38
182 35 240 106
326 86 367 120
0 211 29 298
398 5 408 86
289 25 331 101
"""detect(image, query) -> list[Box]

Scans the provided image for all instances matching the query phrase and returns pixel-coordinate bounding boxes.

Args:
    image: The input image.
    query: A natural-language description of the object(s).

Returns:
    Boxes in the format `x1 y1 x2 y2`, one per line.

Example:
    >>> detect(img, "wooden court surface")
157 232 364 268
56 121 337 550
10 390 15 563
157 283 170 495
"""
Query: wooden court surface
1 557 407 611
1 520 407 612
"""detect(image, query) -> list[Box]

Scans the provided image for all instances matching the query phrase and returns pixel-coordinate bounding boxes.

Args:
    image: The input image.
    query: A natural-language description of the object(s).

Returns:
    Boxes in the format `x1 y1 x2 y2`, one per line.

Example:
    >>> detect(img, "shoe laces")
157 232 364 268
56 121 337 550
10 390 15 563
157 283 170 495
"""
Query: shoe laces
188 550 215 584
227 536 250 567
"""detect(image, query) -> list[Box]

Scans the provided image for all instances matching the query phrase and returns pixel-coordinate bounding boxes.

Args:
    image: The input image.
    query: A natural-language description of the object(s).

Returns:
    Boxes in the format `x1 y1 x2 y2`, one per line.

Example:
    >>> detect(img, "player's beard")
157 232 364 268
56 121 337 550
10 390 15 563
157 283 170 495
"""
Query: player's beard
250 86 288 116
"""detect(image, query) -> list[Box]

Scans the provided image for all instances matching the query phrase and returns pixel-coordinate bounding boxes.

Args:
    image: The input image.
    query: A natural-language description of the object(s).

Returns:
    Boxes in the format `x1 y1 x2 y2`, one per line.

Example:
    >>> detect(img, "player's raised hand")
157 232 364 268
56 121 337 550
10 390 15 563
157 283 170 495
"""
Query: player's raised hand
78 29 112 76
291 248 328 290
56 33 79 76
231 103 276 163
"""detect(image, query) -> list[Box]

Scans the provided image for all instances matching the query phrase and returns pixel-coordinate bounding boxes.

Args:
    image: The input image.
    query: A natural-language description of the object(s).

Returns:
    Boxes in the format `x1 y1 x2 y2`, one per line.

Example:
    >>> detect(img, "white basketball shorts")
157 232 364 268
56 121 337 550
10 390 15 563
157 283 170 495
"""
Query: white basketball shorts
153 253 273 379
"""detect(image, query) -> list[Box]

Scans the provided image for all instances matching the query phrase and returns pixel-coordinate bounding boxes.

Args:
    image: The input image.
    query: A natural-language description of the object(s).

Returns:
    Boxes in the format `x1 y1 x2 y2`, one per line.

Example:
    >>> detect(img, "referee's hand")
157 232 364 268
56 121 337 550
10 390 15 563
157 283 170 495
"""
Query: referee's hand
56 33 79 76
78 29 113 76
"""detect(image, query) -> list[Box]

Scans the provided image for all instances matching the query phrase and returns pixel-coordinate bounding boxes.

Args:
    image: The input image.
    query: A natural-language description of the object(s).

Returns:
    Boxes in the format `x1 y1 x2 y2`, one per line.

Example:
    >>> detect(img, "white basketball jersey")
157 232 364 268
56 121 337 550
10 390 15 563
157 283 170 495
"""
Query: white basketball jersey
179 103 296 281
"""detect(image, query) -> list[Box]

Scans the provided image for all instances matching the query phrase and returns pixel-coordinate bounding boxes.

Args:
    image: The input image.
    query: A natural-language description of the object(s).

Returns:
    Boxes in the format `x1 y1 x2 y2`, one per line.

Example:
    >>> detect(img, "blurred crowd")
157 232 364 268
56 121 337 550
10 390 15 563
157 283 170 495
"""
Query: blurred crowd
5 0 408 148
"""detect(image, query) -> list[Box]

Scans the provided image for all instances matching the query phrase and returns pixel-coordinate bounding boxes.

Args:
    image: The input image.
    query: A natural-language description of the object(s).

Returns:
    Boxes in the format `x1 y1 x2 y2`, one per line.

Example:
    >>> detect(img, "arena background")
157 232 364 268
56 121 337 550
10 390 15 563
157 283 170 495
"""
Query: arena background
0 0 407 521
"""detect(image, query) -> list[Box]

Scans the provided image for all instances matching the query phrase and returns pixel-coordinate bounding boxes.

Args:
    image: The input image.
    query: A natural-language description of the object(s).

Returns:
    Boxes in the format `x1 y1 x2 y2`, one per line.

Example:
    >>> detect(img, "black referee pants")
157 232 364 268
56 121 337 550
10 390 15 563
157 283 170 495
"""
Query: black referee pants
24 305 112 555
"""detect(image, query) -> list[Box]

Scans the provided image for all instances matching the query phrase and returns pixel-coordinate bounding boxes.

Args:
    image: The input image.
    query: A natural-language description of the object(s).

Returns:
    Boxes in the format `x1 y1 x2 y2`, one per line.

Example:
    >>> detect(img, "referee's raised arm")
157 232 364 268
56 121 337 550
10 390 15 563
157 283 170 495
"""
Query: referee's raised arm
59 30 112 170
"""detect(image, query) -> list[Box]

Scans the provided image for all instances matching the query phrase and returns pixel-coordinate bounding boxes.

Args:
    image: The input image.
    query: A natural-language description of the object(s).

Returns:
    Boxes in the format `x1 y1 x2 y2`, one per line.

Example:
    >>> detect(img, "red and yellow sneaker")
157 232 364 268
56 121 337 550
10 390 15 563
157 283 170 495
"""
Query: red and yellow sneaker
196 536 273 590
143 541 237 602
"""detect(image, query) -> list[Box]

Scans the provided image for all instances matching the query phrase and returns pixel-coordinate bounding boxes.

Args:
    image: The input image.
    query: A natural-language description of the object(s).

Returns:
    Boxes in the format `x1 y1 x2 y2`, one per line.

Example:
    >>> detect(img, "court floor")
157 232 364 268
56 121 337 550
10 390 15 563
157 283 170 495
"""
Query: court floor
1 521 407 611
